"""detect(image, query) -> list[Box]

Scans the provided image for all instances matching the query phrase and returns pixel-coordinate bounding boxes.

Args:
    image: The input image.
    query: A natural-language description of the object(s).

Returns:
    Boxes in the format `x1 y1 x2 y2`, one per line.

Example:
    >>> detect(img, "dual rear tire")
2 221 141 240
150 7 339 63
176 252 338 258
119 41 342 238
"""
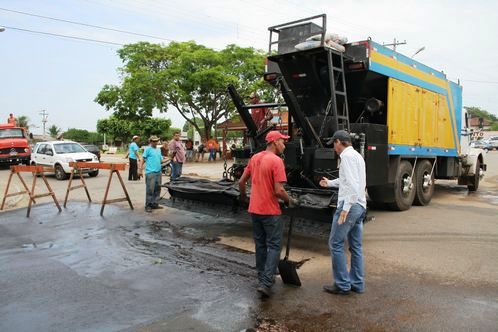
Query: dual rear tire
369 159 435 211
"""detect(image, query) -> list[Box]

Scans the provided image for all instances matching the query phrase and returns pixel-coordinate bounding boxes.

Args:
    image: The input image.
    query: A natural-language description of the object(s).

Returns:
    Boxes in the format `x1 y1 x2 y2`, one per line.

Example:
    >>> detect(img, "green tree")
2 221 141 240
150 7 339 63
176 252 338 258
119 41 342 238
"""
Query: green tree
17 115 30 129
48 125 61 137
97 116 172 143
165 127 181 140
464 106 498 122
130 117 172 140
95 41 267 140
63 128 91 142
97 116 132 144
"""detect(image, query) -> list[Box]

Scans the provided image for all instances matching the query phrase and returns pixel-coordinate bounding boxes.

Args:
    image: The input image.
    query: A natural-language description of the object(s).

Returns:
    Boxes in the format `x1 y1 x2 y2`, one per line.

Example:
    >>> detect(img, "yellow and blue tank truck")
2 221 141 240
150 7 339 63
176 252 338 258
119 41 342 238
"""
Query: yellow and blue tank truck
243 14 486 212
166 14 487 218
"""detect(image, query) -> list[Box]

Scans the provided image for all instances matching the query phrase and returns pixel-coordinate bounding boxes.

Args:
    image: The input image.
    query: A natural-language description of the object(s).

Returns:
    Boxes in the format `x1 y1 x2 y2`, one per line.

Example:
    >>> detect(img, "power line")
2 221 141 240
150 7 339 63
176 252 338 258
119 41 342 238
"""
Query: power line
1 25 124 46
0 7 173 42
463 79 498 84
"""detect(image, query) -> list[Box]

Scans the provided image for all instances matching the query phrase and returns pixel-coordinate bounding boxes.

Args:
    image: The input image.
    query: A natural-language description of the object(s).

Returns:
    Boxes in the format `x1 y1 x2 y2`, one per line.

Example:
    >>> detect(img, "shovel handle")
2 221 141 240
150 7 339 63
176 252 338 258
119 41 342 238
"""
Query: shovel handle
285 216 294 260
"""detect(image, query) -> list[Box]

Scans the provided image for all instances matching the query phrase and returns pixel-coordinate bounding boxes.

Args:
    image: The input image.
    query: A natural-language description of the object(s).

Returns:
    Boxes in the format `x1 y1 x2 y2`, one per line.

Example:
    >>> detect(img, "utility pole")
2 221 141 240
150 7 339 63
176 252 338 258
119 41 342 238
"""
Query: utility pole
383 38 407 52
40 110 48 138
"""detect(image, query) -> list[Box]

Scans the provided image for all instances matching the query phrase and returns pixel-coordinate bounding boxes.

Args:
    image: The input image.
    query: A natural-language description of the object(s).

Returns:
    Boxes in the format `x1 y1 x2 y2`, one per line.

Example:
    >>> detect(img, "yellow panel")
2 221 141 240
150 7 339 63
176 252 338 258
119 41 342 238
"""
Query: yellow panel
387 78 455 149
387 78 419 146
419 89 437 146
437 94 454 148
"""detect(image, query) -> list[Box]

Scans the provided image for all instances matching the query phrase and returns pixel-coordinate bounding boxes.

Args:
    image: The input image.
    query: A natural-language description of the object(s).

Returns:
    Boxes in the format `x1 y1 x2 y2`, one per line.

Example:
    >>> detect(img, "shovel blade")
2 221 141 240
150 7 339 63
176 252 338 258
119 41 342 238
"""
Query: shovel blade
278 259 301 286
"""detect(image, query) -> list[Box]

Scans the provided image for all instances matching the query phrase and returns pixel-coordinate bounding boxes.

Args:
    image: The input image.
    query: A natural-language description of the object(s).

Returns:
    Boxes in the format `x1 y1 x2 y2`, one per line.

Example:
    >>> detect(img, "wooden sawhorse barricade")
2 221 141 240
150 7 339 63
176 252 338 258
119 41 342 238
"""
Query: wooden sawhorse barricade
1 165 62 217
64 162 133 216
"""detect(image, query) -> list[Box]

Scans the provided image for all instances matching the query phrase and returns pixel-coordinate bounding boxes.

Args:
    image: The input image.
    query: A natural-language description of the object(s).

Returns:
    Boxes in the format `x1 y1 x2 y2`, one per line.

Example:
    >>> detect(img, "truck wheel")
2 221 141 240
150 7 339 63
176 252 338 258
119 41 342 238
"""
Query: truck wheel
468 159 480 192
388 160 415 211
413 160 435 206
55 164 68 180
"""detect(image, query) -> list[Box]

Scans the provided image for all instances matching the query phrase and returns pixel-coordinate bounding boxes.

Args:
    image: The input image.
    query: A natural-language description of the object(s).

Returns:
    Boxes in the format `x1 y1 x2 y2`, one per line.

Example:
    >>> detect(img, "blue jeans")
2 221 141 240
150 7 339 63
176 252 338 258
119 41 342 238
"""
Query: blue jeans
329 202 366 292
251 214 283 288
171 161 183 180
208 149 216 161
145 172 161 207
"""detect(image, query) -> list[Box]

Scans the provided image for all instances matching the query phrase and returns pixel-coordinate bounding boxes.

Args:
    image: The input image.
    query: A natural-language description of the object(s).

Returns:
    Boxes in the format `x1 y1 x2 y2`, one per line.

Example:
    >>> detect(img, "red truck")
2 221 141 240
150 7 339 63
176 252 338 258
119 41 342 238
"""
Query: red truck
0 123 31 165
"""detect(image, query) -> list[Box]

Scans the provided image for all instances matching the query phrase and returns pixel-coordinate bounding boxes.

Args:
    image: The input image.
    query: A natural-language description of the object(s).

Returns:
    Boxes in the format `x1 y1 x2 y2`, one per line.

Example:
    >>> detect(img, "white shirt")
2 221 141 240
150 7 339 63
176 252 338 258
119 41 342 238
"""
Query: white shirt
326 146 367 212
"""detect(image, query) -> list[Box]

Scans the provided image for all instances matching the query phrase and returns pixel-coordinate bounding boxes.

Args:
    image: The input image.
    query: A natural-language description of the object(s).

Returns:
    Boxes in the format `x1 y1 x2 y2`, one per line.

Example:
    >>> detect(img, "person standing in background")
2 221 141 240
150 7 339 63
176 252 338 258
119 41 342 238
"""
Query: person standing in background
168 131 186 180
140 136 164 212
249 92 270 131
128 135 141 181
160 139 169 158
7 113 17 126
207 138 217 162
185 139 194 162
197 140 206 162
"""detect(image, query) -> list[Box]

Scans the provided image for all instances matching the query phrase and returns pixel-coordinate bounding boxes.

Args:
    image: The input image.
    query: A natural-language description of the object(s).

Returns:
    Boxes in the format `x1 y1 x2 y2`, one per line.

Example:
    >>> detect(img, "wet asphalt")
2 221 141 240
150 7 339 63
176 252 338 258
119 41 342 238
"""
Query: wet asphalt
1 199 497 331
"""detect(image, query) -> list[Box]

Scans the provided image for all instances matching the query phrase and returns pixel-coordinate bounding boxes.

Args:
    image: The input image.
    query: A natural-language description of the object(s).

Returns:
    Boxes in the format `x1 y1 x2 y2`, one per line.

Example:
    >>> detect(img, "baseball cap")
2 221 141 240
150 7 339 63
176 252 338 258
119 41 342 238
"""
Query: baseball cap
132 135 139 140
265 131 290 143
149 135 160 142
326 130 351 145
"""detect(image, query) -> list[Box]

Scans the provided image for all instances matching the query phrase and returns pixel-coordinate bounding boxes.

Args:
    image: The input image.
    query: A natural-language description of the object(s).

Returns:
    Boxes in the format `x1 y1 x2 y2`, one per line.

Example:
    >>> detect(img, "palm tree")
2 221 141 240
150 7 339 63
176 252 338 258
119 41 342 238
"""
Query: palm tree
16 115 30 129
48 125 61 138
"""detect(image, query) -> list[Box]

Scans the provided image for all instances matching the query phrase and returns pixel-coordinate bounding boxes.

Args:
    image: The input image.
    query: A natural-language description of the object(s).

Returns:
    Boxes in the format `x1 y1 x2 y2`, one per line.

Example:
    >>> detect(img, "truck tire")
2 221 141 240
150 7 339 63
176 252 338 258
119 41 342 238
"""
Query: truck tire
388 160 415 211
55 164 68 180
413 160 435 206
468 159 480 192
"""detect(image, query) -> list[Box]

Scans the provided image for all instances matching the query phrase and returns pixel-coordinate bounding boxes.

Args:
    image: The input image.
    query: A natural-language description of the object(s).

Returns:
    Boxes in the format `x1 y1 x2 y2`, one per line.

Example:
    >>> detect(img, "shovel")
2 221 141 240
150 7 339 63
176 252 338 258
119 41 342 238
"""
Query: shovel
278 216 301 287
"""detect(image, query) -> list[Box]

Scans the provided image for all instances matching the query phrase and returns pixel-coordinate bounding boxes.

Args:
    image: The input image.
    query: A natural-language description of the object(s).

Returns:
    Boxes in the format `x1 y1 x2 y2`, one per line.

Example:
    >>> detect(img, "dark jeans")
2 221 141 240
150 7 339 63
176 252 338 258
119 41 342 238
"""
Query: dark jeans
171 161 183 180
251 214 283 288
128 158 138 180
145 172 161 207
208 149 216 161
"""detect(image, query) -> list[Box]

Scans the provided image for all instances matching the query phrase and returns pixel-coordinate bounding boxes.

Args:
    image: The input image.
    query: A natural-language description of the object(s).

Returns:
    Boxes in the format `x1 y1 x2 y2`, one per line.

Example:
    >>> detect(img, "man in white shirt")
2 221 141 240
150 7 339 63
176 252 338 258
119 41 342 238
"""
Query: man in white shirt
319 130 367 295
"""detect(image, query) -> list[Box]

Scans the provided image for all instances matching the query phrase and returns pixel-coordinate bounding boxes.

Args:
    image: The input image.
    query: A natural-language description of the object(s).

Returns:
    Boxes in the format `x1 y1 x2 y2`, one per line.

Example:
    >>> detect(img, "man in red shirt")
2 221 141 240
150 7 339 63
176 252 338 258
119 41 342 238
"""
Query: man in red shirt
249 92 270 131
239 131 298 298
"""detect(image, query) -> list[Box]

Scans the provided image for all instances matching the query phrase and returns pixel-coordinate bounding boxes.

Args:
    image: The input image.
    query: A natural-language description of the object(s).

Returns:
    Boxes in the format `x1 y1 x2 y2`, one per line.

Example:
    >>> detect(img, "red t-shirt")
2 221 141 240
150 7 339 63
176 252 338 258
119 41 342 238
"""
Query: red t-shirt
251 107 269 129
244 151 287 215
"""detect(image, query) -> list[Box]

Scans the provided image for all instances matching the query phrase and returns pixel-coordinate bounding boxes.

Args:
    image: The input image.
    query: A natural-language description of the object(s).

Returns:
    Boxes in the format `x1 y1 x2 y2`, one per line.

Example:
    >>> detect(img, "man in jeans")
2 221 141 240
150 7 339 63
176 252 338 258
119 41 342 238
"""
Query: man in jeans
319 130 367 295
239 131 298 298
168 132 185 180
140 136 164 213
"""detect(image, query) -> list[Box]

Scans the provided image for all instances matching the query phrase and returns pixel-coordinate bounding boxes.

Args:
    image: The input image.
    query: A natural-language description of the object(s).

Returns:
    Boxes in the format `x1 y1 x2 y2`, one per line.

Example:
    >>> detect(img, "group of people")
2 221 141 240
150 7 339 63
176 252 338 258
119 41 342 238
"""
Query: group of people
127 132 186 213
128 127 366 296
239 130 366 298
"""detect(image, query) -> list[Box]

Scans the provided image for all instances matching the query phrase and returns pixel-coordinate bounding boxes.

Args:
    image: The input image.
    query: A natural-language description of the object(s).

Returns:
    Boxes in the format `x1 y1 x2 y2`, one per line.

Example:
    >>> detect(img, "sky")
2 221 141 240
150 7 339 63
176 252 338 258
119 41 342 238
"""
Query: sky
1 0 497 134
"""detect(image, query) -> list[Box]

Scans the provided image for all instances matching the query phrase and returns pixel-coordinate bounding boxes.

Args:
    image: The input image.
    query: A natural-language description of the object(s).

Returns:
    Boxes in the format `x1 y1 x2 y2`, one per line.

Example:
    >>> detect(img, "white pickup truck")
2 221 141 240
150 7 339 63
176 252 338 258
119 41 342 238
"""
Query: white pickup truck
31 141 99 180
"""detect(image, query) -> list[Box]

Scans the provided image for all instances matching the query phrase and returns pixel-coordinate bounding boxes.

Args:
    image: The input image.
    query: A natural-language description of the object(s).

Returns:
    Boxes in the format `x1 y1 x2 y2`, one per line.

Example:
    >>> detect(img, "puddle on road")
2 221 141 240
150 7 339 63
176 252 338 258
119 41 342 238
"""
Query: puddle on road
434 183 498 205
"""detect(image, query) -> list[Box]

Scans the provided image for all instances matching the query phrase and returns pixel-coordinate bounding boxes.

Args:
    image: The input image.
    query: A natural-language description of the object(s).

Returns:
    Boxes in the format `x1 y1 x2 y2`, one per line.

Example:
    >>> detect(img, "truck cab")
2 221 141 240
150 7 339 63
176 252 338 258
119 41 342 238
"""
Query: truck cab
0 123 31 165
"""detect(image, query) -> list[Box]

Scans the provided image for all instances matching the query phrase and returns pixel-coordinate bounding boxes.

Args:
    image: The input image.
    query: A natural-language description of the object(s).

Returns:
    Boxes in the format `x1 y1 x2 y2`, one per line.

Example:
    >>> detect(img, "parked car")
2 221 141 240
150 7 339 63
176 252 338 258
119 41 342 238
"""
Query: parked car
31 141 99 180
485 136 498 150
81 143 101 161
470 140 493 151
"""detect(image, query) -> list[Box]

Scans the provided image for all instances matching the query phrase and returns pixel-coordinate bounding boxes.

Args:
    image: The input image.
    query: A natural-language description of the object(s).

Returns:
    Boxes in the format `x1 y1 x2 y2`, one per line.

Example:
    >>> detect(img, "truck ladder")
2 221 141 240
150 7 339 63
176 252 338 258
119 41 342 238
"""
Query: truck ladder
327 50 350 132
